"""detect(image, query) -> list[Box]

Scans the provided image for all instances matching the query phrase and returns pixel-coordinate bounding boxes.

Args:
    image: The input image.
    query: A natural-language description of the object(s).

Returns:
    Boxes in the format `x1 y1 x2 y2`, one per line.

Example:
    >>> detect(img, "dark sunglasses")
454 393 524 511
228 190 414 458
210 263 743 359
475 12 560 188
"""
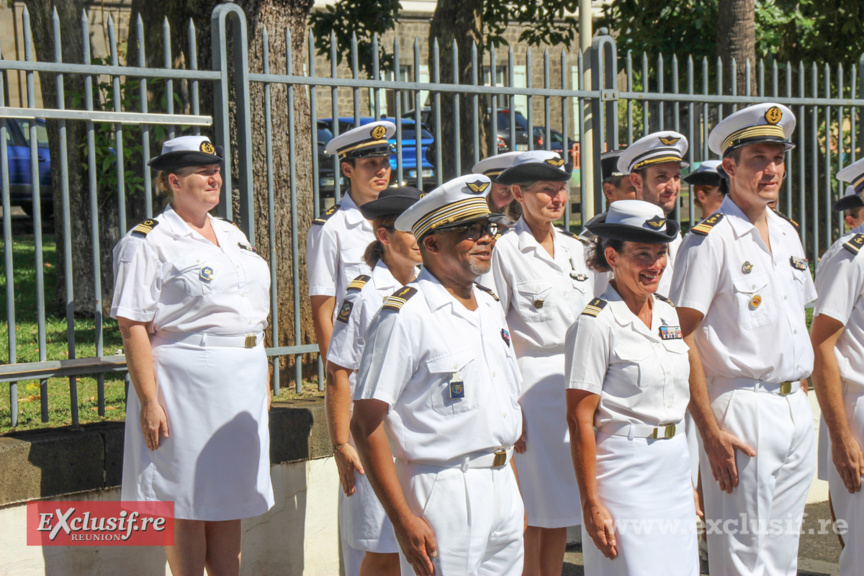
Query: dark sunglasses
437 221 499 240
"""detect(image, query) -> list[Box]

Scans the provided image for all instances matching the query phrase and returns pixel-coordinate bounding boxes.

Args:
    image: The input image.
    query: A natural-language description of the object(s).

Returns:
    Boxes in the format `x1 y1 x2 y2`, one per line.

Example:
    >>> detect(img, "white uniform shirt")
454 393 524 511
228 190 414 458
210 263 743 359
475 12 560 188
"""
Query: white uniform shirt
110 205 270 335
670 195 817 382
814 223 864 394
565 286 691 427
355 268 523 462
306 192 374 303
491 218 598 356
656 231 682 297
328 261 402 376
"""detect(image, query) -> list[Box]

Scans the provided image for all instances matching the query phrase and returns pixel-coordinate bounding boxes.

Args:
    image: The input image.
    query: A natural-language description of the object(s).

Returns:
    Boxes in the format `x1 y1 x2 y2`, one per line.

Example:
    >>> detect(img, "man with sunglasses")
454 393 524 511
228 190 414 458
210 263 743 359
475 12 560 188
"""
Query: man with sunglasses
351 175 525 576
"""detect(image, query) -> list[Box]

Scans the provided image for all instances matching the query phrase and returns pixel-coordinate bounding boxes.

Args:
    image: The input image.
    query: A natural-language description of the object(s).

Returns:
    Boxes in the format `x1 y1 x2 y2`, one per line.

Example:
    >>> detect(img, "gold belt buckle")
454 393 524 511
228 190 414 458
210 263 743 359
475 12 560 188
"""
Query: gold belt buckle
779 381 792 395
244 334 257 349
652 424 675 440
492 450 507 467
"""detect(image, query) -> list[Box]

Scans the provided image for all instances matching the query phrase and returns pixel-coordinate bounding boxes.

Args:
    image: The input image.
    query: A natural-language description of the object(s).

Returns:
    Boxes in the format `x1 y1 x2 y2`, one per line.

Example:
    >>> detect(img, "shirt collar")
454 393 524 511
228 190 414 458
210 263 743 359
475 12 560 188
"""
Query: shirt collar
371 260 401 293
162 204 217 240
515 217 564 266
851 221 864 236
604 284 676 335
415 268 482 322
340 192 369 227
719 195 757 238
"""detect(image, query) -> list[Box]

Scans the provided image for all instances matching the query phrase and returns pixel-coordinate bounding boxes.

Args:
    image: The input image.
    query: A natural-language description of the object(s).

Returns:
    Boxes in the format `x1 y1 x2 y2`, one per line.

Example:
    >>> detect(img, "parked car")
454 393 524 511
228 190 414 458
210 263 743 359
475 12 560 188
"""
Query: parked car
315 122 344 198
533 126 577 152
317 116 436 191
4 117 52 218
404 107 537 153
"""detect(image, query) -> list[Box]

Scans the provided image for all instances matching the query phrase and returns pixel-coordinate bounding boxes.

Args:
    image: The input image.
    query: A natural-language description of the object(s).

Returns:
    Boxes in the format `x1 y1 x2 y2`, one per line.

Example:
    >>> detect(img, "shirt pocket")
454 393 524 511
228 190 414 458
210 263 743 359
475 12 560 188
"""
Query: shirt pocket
515 281 554 320
237 248 272 295
161 256 212 301
732 273 773 329
609 344 653 391
341 247 367 286
426 350 479 415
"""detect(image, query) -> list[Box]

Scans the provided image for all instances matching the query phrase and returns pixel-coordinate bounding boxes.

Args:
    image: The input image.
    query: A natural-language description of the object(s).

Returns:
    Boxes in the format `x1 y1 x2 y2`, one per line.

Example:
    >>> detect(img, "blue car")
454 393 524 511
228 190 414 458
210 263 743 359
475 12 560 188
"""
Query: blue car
4 117 52 218
318 117 436 191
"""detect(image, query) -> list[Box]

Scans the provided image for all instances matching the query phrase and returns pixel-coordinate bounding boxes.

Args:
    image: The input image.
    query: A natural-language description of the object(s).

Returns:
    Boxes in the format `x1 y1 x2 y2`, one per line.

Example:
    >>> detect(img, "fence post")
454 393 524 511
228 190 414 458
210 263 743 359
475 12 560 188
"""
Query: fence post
591 31 618 216
859 52 864 158
211 4 255 243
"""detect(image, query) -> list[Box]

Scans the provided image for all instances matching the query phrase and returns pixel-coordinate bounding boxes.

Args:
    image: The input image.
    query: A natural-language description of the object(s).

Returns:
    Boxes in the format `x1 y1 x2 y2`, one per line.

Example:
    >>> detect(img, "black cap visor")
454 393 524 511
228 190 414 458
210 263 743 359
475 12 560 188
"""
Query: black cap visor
497 162 573 185
148 146 224 171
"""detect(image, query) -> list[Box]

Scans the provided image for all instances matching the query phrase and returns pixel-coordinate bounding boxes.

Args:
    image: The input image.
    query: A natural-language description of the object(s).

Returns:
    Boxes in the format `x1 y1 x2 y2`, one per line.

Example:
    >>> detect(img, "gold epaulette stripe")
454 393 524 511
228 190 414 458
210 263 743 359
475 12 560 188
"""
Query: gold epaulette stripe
691 212 724 236
843 234 864 255
581 298 608 317
474 283 499 302
382 286 418 312
313 204 340 225
347 274 371 292
132 219 159 236
654 293 675 307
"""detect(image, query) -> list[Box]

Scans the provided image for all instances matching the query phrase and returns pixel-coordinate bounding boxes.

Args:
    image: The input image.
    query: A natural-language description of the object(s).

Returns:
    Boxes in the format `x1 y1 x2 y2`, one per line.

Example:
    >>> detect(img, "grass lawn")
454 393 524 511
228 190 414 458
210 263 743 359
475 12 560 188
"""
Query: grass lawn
0 232 321 434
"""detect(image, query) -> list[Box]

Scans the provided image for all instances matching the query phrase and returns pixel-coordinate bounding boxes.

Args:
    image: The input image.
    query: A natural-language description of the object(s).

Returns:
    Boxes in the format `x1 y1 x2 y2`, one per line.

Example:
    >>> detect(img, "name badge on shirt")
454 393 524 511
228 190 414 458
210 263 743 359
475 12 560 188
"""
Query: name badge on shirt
449 373 465 399
200 266 215 283
789 256 808 271
501 328 511 347
659 325 683 340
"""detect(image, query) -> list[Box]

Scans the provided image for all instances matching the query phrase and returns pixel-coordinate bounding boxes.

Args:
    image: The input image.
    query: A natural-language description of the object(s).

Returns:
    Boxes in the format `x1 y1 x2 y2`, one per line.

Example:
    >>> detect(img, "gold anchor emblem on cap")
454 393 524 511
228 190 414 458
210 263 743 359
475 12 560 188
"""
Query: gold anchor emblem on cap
370 125 387 139
764 106 783 125
742 261 753 274
200 141 216 154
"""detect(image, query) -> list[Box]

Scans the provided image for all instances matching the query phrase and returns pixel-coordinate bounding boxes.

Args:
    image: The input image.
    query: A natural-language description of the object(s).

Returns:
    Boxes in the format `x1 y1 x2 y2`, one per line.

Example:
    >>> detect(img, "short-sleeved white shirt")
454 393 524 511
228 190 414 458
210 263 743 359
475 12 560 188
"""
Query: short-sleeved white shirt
814 223 864 394
328 261 402 377
565 286 691 428
491 218 599 356
306 192 374 303
354 268 523 462
656 231 682 297
670 195 817 382
110 205 270 335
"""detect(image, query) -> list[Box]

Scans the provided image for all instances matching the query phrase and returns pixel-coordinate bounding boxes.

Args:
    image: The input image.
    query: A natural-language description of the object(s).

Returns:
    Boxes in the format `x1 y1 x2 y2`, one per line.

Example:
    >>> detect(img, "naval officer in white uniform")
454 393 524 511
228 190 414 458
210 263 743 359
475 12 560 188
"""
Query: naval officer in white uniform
566 200 699 576
617 131 688 297
351 175 524 576
308 120 396 362
326 187 424 576
671 103 816 575
111 136 274 575
491 150 595 576
811 157 864 575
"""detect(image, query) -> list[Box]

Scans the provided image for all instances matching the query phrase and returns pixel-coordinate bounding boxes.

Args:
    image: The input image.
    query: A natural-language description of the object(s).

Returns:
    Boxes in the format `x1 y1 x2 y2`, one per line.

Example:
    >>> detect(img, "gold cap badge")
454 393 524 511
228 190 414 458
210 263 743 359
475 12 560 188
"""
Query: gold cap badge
200 141 216 154
659 136 681 146
371 125 387 139
544 157 565 167
644 215 666 230
764 106 783 125
466 180 490 194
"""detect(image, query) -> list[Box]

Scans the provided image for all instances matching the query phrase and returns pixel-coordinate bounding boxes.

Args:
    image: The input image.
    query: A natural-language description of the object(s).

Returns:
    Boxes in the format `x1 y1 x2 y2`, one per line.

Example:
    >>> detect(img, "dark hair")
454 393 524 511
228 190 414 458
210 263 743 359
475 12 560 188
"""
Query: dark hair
603 174 627 187
363 214 398 268
848 207 863 219
586 235 625 273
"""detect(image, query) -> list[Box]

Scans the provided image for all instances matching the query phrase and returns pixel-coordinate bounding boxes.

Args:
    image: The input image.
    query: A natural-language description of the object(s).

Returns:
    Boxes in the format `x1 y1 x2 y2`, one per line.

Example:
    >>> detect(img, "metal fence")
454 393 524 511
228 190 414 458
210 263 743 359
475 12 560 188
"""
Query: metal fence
2 4 864 427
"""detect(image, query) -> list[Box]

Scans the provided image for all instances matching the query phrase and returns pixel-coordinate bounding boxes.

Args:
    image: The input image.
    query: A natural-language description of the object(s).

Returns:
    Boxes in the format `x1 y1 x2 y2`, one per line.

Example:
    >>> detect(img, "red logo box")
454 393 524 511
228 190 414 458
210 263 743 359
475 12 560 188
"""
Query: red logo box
27 501 175 546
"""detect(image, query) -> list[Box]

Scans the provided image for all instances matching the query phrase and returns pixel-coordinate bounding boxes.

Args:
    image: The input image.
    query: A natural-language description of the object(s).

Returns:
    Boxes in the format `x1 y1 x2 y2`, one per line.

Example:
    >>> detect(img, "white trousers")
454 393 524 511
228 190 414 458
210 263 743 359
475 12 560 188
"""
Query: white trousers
395 459 524 576
702 386 815 575
338 470 399 576
827 391 864 576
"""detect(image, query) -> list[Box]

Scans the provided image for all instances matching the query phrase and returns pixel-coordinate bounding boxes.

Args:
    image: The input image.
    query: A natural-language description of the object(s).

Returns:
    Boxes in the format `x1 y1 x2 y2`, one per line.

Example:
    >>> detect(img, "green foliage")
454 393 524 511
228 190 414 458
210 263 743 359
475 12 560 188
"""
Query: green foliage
309 0 583 78
308 0 401 77
602 0 864 68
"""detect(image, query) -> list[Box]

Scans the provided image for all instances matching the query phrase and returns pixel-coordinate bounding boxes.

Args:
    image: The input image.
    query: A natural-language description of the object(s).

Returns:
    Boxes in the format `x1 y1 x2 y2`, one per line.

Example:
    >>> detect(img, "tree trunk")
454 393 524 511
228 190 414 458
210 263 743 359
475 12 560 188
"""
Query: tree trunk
128 0 316 388
23 0 116 317
429 0 488 180
716 0 756 97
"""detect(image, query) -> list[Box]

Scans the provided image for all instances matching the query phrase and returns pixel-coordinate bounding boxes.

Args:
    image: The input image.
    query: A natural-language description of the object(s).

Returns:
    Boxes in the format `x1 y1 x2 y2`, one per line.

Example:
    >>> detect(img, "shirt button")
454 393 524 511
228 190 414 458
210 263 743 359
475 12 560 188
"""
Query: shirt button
492 371 497 377
793 330 797 334
503 412 508 418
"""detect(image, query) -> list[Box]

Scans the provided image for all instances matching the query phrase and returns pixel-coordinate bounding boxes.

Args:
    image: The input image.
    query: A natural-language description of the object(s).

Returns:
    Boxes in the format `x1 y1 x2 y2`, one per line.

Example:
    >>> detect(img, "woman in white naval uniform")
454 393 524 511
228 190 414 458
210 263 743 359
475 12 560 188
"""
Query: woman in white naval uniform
326 187 424 576
110 136 273 575
812 158 864 575
565 200 699 576
491 150 596 576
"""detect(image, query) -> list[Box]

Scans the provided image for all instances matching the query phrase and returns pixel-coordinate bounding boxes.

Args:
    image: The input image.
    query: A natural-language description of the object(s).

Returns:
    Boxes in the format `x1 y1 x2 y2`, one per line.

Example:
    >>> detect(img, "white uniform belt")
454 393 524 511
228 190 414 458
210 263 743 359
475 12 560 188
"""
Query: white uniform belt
709 376 798 396
405 447 514 471
155 331 264 349
596 421 683 440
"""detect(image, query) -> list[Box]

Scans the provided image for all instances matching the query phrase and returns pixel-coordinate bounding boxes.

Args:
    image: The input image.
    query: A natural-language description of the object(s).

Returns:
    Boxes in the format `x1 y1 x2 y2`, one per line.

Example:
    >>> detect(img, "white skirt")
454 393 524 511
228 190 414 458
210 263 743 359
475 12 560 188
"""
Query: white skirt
582 432 699 576
513 353 582 528
121 336 274 521
338 466 399 553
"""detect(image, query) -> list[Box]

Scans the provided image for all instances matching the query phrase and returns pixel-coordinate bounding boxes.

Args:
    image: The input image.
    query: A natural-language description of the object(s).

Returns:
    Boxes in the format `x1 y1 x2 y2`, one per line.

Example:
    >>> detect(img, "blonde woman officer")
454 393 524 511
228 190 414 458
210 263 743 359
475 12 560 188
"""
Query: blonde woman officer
326 187 424 576
111 136 273 575
565 200 699 576
491 150 596 576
